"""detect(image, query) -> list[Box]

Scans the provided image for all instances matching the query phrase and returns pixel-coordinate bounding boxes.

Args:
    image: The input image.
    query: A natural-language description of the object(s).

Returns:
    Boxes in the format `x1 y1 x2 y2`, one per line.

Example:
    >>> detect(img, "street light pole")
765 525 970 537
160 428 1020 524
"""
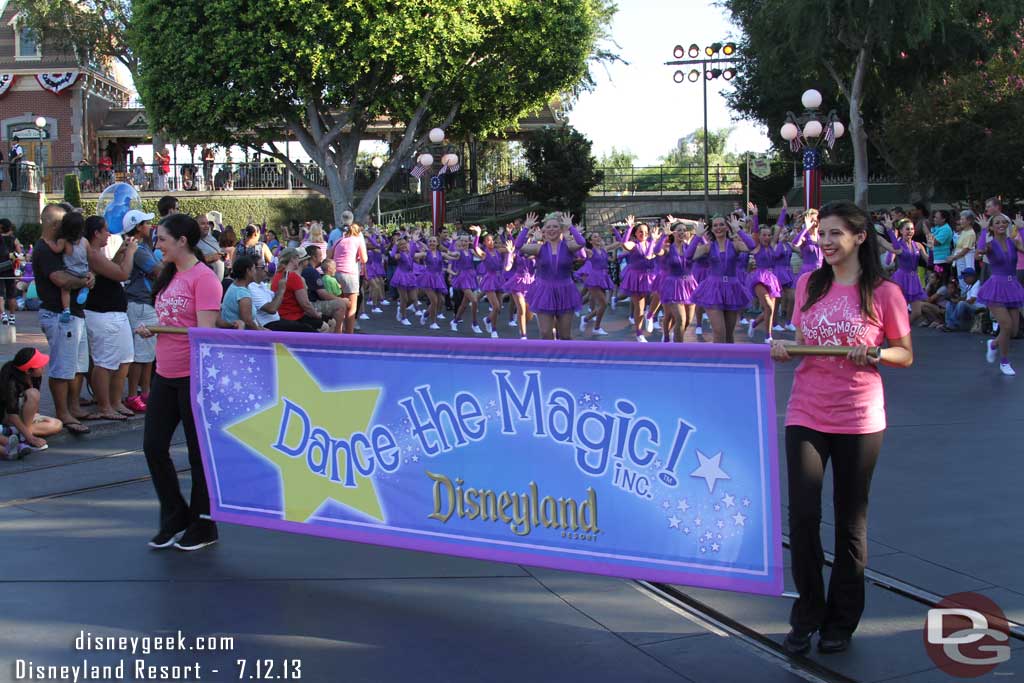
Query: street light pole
371 155 384 226
702 61 709 220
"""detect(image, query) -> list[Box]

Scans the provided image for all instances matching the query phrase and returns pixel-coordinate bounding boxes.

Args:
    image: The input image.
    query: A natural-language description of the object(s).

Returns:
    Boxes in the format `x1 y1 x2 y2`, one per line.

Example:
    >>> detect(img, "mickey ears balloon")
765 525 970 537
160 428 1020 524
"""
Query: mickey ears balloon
96 182 142 234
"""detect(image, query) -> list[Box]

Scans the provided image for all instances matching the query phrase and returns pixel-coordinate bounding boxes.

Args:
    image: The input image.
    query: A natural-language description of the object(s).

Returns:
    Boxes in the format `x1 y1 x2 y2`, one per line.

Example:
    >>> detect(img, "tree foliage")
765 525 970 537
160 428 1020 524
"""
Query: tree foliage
513 127 603 217
13 0 135 76
130 0 615 225
722 0 1019 206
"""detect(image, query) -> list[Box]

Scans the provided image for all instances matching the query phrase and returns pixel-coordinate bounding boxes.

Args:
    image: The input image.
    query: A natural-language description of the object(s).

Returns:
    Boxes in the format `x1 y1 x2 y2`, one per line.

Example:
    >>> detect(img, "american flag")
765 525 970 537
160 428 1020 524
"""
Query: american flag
824 121 836 149
410 163 429 178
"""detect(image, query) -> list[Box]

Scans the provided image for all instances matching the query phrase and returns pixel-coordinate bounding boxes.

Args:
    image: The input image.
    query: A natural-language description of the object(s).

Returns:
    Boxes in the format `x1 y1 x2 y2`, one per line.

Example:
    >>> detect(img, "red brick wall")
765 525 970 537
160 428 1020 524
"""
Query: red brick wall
1 86 76 167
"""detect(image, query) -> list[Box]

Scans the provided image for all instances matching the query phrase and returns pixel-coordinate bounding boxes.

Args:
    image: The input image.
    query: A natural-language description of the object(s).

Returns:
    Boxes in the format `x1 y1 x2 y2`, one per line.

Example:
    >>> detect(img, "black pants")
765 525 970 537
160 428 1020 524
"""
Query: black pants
786 425 883 639
143 374 212 532
265 319 318 332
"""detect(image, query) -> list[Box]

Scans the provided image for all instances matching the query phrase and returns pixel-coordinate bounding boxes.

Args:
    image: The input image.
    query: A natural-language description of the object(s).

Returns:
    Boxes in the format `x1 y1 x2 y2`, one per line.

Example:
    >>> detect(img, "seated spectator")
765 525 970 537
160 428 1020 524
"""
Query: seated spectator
266 230 281 252
1 347 63 456
301 245 347 333
248 260 311 332
321 258 342 297
219 256 260 330
943 268 984 331
270 248 329 332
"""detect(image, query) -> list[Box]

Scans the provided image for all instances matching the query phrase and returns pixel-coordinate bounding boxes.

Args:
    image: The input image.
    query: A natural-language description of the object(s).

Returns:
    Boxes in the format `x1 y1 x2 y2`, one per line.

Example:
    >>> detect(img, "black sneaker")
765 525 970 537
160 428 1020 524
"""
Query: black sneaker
783 628 814 655
174 522 219 552
148 522 188 549
818 635 851 654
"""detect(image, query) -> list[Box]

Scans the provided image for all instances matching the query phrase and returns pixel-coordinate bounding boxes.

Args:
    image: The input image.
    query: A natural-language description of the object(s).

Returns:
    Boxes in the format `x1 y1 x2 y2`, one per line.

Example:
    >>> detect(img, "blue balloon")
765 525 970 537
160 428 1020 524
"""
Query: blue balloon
96 182 141 234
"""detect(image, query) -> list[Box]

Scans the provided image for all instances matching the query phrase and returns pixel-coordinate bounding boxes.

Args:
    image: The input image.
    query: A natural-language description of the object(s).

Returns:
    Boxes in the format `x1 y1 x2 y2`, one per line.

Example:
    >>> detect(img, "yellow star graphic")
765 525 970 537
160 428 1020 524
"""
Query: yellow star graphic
224 343 384 523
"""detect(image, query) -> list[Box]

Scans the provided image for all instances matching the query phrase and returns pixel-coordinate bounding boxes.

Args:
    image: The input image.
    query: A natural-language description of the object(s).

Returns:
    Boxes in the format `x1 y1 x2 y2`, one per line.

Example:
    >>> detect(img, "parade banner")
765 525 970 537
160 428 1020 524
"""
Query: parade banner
190 330 784 596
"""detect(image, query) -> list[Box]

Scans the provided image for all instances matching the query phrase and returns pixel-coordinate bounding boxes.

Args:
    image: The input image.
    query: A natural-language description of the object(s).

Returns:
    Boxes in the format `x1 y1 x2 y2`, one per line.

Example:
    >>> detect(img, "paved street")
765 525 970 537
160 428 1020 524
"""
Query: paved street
1 302 1021 682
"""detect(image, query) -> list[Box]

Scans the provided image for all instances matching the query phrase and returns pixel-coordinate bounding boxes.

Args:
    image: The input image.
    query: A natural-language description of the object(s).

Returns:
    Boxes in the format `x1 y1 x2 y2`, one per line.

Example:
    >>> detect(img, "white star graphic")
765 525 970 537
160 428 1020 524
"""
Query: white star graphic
732 512 747 527
248 394 255 401
234 382 242 391
711 543 720 552
209 401 222 416
661 500 671 510
668 515 680 529
411 454 420 463
716 519 725 529
206 365 219 380
694 516 702 526
217 351 224 359
742 497 752 507
714 503 721 512
201 345 211 358
722 493 735 508
677 499 690 513
690 450 731 493
700 546 706 553
682 526 691 535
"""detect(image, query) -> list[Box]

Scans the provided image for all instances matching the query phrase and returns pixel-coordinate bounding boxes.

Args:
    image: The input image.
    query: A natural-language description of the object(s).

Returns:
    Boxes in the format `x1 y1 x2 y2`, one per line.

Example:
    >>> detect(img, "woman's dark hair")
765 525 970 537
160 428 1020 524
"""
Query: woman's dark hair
219 226 237 248
57 212 85 243
801 201 889 322
934 209 951 225
231 255 255 280
0 348 33 414
153 214 204 298
0 218 13 234
84 216 107 243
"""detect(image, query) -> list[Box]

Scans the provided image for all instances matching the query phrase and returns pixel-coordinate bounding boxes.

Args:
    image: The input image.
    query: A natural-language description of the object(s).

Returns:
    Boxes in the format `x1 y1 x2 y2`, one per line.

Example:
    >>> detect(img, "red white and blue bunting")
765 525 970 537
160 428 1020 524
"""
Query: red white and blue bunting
0 74 15 97
35 71 78 94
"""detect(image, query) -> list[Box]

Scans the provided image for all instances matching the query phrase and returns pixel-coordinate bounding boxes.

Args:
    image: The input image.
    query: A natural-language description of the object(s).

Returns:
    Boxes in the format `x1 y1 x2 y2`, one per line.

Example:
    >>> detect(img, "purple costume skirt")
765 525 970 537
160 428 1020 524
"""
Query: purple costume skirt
391 270 419 290
619 268 656 296
504 271 534 295
692 275 751 311
584 270 614 290
526 279 582 315
479 272 505 292
748 269 781 298
419 272 447 292
977 274 1024 308
891 269 927 303
659 274 698 305
452 270 478 291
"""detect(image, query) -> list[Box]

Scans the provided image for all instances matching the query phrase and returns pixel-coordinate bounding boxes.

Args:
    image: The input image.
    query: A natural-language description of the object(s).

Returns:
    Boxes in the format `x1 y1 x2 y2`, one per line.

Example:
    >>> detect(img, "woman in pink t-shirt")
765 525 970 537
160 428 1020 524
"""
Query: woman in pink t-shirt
770 201 913 655
136 214 223 553
331 223 367 334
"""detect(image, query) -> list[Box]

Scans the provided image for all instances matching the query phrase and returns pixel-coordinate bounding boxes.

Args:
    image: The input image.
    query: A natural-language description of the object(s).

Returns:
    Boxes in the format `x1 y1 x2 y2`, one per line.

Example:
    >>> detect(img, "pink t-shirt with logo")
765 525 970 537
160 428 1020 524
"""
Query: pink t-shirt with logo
154 263 223 379
786 273 910 434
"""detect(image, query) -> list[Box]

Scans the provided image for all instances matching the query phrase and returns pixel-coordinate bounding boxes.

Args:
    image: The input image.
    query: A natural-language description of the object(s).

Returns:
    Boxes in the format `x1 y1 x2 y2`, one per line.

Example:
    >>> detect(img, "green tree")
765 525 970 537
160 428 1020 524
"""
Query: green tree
13 0 135 77
513 127 603 218
596 146 636 193
130 0 616 227
723 0 1018 208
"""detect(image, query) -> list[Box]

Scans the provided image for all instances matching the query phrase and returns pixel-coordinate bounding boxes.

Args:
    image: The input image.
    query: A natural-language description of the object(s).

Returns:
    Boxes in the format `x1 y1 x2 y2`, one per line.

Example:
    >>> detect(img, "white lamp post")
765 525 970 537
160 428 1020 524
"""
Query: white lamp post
779 89 845 209
371 155 384 225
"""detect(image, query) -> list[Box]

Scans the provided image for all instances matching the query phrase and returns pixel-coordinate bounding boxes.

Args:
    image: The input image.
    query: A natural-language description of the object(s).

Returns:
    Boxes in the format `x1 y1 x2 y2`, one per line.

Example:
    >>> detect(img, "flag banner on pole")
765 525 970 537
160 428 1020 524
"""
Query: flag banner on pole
430 175 445 233
410 164 428 178
750 157 772 179
189 330 785 596
802 147 822 210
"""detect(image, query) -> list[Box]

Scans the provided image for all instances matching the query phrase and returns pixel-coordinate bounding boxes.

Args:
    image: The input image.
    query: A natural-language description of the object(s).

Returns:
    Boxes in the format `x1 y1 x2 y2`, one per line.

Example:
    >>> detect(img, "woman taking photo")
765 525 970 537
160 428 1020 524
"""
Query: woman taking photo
771 201 912 655
84 216 138 420
137 214 223 552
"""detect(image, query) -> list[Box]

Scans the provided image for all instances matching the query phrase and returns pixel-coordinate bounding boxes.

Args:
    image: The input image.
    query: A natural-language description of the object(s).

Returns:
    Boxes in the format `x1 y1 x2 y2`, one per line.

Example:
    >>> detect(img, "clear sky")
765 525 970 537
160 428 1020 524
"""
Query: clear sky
568 0 770 165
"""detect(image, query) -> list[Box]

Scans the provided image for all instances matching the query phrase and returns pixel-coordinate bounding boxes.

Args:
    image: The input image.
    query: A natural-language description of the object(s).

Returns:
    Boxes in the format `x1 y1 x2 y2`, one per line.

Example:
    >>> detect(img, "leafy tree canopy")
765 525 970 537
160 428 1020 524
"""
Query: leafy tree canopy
513 126 603 218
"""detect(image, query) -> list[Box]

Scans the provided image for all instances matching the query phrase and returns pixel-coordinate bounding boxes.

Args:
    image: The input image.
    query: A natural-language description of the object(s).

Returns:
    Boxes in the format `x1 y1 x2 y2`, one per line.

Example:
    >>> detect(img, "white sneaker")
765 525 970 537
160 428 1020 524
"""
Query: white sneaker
450 320 458 332
1000 362 1016 376
593 327 608 336
401 318 412 326
372 307 383 314
359 313 370 320
747 321 755 338
773 324 785 332
764 336 773 344
437 313 446 320
986 340 998 364
490 330 498 339
610 297 617 310
636 334 647 343
520 336 528 341
629 316 635 325
645 317 655 334
695 325 703 336
740 317 749 326
993 322 1000 333
381 299 391 305
579 317 587 332
472 324 483 334
702 313 709 323
429 323 440 330
508 319 517 327
395 309 402 322
484 318 492 333
786 323 797 332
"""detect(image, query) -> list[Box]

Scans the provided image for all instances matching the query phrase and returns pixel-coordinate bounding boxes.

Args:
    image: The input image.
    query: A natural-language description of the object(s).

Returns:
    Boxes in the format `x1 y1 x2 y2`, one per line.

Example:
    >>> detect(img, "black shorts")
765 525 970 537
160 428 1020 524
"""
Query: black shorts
0 273 17 300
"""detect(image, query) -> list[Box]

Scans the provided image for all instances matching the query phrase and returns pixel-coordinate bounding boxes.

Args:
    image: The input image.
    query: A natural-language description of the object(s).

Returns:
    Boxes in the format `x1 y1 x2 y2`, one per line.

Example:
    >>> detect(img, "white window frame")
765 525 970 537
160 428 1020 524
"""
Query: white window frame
9 13 42 61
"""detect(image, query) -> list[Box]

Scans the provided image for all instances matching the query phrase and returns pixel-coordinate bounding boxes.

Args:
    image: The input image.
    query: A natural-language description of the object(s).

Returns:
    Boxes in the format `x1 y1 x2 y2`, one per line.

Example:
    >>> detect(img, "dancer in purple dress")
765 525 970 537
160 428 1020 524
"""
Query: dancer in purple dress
579 232 620 336
412 235 447 330
653 222 699 342
883 217 928 325
503 214 538 340
977 213 1024 376
792 209 823 276
618 216 659 341
522 213 585 340
470 225 507 339
745 222 783 342
773 201 797 331
444 235 482 334
389 239 419 326
691 216 752 343
364 231 388 311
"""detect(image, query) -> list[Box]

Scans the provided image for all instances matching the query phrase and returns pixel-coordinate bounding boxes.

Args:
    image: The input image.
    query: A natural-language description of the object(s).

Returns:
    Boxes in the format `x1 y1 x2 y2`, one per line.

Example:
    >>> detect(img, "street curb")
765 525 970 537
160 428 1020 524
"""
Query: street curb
47 415 146 446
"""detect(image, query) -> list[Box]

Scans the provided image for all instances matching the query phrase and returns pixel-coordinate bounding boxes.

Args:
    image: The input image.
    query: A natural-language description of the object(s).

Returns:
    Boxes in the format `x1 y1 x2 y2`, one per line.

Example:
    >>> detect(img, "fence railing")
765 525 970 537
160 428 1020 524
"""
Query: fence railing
379 187 528 226
592 165 744 196
36 162 427 195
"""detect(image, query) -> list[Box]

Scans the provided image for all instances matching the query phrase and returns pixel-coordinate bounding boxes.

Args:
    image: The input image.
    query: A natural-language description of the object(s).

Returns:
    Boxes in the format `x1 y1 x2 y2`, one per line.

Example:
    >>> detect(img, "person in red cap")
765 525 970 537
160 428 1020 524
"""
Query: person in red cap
1 347 63 457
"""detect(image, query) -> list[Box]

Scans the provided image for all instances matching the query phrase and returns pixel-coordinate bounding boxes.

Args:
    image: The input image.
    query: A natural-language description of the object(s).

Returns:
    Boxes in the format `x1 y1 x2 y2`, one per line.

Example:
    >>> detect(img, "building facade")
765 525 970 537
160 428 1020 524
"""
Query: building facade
0 0 131 188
